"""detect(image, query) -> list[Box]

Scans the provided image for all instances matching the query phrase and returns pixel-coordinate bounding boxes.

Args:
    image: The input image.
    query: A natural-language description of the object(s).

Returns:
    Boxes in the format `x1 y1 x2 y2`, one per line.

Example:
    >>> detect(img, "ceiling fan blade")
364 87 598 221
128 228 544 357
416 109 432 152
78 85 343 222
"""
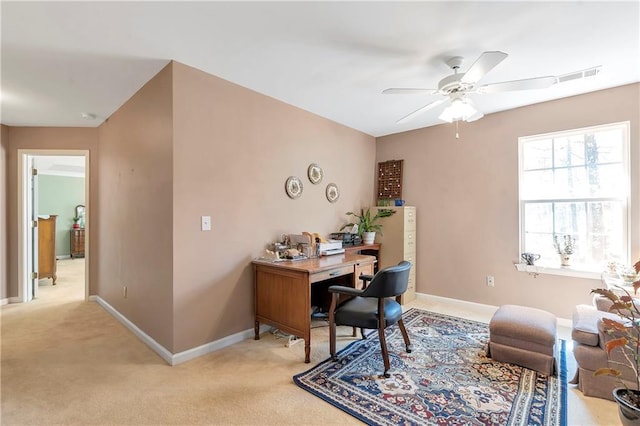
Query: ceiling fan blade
467 110 484 122
478 76 556 94
396 98 447 124
460 51 508 84
382 88 437 95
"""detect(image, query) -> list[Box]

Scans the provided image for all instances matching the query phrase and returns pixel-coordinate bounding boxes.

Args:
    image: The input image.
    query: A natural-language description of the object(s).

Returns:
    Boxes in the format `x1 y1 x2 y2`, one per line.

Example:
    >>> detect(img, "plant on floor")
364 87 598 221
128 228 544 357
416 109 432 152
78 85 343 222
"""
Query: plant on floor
340 208 395 237
592 259 640 411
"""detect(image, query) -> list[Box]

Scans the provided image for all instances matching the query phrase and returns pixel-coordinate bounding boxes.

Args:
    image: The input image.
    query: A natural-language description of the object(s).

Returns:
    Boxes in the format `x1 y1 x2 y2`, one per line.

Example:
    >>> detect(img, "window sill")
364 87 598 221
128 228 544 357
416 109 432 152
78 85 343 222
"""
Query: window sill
514 262 601 280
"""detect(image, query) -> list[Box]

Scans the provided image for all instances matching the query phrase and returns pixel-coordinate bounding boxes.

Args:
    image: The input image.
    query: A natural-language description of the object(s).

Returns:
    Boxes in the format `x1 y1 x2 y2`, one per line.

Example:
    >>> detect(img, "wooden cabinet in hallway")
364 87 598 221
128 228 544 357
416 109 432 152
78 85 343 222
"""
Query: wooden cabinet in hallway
38 215 57 285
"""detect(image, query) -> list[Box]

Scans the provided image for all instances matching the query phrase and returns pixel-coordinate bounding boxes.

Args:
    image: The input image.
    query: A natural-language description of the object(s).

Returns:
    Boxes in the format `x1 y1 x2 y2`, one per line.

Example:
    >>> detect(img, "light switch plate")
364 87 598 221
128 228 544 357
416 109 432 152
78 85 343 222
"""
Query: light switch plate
201 216 211 231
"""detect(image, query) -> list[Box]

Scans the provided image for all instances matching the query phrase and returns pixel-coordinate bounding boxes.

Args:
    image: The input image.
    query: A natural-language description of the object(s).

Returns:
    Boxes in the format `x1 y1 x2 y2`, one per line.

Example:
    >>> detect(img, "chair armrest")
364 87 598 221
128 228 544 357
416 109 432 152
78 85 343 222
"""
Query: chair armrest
328 285 363 297
359 274 374 289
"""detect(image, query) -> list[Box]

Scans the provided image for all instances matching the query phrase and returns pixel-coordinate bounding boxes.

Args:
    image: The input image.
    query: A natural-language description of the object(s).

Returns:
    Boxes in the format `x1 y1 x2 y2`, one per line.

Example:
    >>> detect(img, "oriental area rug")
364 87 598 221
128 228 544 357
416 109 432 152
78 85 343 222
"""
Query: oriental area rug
293 308 567 426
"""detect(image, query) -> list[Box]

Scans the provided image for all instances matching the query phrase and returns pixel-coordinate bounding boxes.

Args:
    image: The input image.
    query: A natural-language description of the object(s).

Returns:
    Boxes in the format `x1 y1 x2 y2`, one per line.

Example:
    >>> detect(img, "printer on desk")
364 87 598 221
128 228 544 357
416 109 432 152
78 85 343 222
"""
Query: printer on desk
287 233 345 257
317 240 345 256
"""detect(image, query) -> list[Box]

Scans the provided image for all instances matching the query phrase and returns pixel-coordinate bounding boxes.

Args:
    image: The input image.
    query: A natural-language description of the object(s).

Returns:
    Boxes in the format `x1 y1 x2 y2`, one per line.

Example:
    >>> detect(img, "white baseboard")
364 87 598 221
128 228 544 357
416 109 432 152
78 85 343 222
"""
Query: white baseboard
0 298 8 306
93 292 572 365
94 296 174 364
415 292 572 329
93 296 270 366
171 324 270 365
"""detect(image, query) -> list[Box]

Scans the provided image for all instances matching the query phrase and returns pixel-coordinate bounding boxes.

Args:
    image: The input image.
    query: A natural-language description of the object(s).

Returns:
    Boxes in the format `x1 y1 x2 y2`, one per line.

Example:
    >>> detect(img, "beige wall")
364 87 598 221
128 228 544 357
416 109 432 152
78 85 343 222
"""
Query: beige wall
3 61 635 355
171 62 376 352
92 61 375 353
97 63 175 350
4 127 99 299
376 83 640 319
1 125 7 299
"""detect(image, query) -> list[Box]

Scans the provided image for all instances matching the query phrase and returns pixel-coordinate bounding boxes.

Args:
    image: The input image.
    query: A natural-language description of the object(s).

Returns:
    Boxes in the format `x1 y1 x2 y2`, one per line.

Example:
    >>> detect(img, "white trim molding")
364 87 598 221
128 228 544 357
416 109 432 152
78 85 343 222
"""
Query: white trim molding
415 292 572 329
93 296 270 366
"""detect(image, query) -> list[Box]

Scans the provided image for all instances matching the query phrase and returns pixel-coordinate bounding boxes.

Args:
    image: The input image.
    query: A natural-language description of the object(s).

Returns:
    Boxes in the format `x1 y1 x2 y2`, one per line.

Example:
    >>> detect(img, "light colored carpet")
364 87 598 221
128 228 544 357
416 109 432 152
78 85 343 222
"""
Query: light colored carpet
1 259 621 425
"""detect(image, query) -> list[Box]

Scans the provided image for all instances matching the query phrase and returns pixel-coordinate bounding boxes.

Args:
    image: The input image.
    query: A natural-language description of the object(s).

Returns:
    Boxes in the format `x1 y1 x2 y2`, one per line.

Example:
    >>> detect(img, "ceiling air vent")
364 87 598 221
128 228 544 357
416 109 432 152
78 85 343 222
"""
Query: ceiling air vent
556 66 602 84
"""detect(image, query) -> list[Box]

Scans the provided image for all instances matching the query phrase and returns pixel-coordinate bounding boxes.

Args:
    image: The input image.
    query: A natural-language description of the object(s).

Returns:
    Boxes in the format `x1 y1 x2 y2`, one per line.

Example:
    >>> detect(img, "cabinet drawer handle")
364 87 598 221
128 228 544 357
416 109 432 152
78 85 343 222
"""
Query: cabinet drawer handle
329 271 340 277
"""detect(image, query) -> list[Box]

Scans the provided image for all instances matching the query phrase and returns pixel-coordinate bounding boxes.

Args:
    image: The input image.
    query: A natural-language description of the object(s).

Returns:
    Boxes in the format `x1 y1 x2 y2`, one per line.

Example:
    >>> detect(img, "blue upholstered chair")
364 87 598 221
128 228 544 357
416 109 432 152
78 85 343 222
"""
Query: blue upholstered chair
328 261 412 378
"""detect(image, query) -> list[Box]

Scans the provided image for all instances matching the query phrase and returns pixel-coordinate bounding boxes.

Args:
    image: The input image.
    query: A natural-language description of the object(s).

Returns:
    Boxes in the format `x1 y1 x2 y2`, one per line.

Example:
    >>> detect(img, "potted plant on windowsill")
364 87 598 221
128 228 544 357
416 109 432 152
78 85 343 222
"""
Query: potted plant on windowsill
340 208 395 244
592 259 640 425
554 234 575 266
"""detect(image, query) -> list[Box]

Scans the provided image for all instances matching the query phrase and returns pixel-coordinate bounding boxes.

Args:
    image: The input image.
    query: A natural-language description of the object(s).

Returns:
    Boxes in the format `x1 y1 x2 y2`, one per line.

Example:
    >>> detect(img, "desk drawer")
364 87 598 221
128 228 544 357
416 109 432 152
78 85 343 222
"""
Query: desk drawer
310 265 353 283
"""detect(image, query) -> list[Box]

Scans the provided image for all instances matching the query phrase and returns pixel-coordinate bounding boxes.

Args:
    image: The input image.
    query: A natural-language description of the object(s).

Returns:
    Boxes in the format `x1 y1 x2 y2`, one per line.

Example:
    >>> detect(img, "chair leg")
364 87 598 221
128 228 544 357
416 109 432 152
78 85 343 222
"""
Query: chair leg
377 325 391 378
377 297 390 377
329 320 337 361
329 294 338 361
360 328 366 339
398 318 412 353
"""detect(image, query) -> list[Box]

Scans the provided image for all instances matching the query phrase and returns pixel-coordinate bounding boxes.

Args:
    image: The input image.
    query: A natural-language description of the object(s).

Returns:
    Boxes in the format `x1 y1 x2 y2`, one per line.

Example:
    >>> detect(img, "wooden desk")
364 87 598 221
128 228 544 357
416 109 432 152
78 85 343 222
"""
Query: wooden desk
343 243 380 255
252 254 376 363
343 243 380 272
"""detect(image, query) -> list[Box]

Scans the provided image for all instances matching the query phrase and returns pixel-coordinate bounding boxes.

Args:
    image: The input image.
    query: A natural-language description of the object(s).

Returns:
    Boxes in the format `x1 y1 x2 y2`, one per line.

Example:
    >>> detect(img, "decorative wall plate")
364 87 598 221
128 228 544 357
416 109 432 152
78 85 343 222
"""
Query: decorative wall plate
326 183 339 203
285 176 303 199
307 163 323 184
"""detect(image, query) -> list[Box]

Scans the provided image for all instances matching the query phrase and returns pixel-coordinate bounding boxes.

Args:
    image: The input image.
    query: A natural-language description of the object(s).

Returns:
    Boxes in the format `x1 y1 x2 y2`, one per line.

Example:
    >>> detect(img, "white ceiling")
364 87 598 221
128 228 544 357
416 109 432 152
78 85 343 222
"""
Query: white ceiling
2 1 639 137
34 156 85 178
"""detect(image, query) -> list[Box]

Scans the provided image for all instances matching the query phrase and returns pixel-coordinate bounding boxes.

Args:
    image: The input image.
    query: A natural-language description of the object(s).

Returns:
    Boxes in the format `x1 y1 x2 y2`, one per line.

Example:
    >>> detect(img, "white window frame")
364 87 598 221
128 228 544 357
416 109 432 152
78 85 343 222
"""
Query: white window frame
518 121 630 278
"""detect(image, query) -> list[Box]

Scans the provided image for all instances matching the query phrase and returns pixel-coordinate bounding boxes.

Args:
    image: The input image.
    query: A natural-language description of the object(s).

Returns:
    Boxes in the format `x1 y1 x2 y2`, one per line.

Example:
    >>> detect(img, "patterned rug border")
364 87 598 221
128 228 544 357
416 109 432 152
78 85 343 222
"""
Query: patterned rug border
293 308 567 426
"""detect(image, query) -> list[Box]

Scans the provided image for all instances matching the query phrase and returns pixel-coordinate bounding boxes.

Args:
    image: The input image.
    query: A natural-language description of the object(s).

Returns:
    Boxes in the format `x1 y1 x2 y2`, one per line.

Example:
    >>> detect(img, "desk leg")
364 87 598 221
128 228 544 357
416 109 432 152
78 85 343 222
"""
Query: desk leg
254 320 260 340
304 336 311 363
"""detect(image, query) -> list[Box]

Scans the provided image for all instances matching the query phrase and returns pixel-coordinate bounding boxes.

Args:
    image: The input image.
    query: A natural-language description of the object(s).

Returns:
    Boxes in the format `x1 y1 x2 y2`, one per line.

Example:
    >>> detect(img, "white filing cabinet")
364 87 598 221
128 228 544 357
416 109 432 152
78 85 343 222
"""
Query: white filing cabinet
372 206 416 304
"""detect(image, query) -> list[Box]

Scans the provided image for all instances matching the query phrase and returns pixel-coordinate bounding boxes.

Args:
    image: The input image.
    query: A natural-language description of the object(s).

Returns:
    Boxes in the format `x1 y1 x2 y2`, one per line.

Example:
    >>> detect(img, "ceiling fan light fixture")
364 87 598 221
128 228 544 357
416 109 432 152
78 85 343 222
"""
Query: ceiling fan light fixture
438 98 478 123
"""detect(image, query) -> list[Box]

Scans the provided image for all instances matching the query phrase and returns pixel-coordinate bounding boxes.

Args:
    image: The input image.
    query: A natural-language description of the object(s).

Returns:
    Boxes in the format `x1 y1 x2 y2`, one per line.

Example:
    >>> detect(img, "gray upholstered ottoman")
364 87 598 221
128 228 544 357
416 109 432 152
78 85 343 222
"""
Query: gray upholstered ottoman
488 304 557 375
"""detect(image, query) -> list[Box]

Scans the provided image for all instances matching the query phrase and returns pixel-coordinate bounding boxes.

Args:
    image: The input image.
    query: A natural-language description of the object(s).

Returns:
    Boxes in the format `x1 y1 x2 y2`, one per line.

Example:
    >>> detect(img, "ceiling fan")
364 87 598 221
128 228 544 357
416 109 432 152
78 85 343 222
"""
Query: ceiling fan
384 51 562 125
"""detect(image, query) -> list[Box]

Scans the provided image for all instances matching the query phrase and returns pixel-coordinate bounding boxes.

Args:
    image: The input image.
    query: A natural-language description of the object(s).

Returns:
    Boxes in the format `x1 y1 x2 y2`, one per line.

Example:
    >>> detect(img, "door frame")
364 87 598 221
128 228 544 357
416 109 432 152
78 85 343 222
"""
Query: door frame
17 149 90 302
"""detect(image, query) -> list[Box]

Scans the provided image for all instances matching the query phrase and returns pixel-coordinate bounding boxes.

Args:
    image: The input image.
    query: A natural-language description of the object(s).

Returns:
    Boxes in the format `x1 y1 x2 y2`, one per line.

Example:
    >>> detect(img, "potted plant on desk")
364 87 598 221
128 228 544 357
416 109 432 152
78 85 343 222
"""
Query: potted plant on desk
592 259 640 425
340 208 395 245
72 216 80 229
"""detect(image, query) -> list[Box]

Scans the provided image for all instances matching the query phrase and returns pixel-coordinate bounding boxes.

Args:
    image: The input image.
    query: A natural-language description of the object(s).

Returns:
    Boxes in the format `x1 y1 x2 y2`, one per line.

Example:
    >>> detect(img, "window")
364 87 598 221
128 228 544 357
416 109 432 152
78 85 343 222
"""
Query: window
519 122 630 273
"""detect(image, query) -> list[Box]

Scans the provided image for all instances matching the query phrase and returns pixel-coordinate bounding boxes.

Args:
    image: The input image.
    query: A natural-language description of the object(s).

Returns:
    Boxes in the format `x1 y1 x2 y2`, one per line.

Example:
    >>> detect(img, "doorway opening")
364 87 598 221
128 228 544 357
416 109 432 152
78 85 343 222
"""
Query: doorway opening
17 150 89 303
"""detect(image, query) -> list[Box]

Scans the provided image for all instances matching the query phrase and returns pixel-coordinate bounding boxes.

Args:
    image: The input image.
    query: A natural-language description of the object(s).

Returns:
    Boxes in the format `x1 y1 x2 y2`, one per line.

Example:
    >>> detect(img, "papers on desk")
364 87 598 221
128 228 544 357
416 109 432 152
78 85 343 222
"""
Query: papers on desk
257 255 308 263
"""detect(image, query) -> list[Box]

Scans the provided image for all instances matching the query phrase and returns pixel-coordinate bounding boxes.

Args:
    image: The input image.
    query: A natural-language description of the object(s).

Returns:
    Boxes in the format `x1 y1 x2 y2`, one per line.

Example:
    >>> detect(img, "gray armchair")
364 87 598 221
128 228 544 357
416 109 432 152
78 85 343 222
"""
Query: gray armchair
328 261 412 378
571 298 638 400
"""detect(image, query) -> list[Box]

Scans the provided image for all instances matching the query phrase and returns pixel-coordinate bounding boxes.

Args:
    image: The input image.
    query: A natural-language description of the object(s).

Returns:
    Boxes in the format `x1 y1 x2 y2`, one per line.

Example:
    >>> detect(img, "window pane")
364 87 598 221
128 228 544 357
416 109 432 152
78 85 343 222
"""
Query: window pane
523 139 552 170
520 122 628 271
554 136 584 167
587 201 625 263
523 200 626 267
524 202 552 232
521 169 554 199
592 129 623 163
523 203 554 262
554 167 588 198
554 202 586 236
594 164 626 197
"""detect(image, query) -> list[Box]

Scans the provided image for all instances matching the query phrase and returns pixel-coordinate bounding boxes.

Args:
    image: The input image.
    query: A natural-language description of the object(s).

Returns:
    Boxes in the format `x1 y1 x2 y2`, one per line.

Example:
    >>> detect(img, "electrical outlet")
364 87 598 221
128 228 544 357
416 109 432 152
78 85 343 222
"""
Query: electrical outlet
486 276 495 287
123 286 128 298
